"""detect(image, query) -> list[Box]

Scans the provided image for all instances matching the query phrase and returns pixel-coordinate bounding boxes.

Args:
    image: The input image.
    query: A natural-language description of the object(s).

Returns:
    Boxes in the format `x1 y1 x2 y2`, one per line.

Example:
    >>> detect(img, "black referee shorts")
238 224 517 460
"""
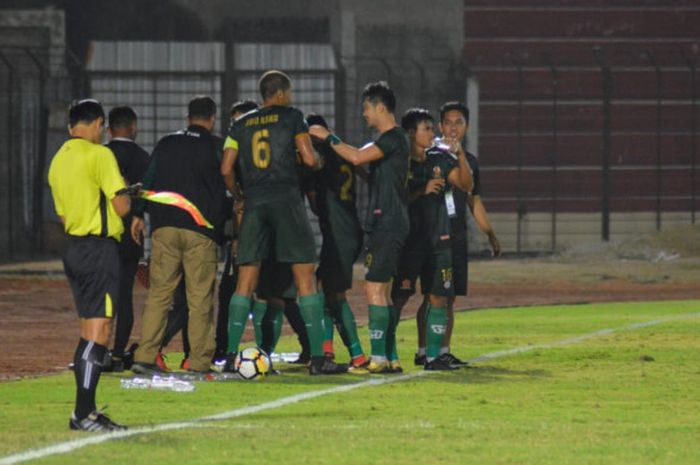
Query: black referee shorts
63 236 121 319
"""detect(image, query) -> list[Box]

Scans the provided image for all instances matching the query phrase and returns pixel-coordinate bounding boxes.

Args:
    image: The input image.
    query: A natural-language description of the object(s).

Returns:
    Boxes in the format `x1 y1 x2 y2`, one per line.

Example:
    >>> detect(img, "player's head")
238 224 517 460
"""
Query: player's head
439 101 469 141
108 106 138 140
401 108 434 151
305 113 328 129
361 81 395 128
230 100 259 124
188 95 217 130
68 99 105 143
259 70 292 106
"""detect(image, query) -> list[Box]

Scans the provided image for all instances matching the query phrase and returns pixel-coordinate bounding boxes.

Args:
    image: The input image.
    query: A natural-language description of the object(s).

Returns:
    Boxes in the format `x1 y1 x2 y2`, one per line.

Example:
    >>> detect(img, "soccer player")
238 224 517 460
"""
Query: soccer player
306 113 367 369
309 81 410 374
48 99 129 431
131 96 227 374
104 106 149 372
220 70 346 375
414 101 501 368
390 108 473 370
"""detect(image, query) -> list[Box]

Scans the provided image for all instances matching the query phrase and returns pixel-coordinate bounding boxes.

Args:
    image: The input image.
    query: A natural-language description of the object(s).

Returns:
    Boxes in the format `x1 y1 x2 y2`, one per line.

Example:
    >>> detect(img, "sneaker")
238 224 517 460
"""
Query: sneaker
180 358 190 370
439 352 469 368
69 410 127 432
131 361 167 375
389 360 403 373
366 358 391 374
414 353 426 366
109 358 124 373
308 356 348 375
424 357 458 371
155 352 170 371
222 353 237 373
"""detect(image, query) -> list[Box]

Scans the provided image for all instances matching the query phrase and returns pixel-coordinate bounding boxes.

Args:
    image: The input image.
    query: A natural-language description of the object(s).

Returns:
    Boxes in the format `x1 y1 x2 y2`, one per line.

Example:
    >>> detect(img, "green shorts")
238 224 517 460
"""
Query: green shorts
236 198 317 266
256 259 297 300
392 239 454 298
317 216 363 293
364 230 406 283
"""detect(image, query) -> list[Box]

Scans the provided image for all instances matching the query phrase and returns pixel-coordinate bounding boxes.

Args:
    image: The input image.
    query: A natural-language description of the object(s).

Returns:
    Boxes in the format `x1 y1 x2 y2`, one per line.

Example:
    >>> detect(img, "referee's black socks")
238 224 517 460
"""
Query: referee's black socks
73 338 107 420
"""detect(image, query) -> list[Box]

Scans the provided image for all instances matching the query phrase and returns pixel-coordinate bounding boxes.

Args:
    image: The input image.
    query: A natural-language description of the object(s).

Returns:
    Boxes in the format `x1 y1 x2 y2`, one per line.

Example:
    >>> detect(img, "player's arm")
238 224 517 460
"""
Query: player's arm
221 142 240 197
468 195 501 257
295 133 323 170
308 125 384 166
446 144 473 192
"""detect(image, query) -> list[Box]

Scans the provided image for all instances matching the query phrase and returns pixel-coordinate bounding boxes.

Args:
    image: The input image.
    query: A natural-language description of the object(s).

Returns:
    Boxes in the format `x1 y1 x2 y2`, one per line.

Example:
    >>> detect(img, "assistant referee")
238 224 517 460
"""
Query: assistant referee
48 99 130 432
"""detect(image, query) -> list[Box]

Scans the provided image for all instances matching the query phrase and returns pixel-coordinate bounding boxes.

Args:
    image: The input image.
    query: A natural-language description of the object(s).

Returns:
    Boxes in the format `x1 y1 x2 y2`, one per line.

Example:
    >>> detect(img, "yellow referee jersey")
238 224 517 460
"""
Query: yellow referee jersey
48 138 126 241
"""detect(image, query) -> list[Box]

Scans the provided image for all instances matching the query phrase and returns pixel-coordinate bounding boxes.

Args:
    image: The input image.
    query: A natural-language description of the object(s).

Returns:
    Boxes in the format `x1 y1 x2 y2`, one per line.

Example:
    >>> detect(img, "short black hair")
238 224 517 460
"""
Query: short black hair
305 113 328 129
188 95 217 119
401 108 433 132
439 101 469 123
68 99 104 128
259 70 291 100
230 100 258 117
361 81 396 113
108 106 137 129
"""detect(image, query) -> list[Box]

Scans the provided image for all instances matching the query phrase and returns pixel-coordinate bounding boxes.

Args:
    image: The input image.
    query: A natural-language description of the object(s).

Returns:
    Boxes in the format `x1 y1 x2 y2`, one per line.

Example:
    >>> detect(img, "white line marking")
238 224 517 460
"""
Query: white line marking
1 311 697 465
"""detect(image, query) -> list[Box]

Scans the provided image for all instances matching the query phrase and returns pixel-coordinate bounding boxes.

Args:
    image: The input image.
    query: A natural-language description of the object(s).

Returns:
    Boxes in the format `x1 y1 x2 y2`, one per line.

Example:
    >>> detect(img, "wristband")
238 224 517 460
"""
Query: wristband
326 133 342 145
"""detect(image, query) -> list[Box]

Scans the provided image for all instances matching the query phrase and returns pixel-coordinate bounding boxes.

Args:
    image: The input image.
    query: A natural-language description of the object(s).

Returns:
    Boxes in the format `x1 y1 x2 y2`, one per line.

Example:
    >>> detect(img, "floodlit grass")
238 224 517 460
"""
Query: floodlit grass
1 301 699 464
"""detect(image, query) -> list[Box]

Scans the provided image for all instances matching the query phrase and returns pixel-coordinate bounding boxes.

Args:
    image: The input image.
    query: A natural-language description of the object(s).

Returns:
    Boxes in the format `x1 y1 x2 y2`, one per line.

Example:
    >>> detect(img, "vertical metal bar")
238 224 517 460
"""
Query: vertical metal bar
683 53 697 224
25 48 48 253
514 57 525 253
595 48 612 242
0 51 14 259
547 56 559 251
646 51 662 231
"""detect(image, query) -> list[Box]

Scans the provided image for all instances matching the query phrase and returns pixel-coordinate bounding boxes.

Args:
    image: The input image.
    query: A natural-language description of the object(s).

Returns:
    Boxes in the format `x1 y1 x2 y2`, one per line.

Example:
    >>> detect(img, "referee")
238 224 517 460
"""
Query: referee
48 99 130 432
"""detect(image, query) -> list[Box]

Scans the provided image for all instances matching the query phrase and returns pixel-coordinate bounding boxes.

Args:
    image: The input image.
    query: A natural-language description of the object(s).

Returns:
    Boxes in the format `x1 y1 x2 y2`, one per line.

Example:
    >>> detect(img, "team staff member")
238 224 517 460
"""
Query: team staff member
131 96 227 374
309 81 410 374
414 102 501 367
104 106 149 372
48 99 129 432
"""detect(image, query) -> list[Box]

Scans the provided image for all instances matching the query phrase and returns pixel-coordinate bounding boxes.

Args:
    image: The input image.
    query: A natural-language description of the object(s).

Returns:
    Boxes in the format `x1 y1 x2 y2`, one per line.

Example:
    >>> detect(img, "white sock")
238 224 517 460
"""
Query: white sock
417 348 426 356
426 356 435 363
440 346 450 355
371 355 387 363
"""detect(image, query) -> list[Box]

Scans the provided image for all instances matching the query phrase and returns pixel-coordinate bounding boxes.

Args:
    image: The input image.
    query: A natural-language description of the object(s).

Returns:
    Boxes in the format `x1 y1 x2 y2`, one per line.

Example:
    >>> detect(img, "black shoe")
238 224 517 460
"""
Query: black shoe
414 353 427 366
439 352 469 368
212 349 227 364
131 361 167 375
107 358 124 373
308 356 348 375
222 353 237 373
424 357 459 371
69 410 127 432
290 349 310 365
122 343 138 370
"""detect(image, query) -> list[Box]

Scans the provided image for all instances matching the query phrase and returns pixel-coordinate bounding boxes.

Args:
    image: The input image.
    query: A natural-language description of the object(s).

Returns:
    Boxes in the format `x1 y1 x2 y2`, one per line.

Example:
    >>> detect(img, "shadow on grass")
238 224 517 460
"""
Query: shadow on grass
431 365 551 385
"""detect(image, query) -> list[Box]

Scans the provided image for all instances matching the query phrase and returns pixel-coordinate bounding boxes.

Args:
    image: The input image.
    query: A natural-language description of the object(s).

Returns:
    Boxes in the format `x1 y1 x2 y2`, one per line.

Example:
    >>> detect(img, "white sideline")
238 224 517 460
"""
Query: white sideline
1 311 697 465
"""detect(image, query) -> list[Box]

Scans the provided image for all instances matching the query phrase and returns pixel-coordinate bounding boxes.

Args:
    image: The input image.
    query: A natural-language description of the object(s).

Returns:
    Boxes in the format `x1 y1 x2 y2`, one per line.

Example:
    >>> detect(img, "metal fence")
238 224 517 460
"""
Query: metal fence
465 48 699 252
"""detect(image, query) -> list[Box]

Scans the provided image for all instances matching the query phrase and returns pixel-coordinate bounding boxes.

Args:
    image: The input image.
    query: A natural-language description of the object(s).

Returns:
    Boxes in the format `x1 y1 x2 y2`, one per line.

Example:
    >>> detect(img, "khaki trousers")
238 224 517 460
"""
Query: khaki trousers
134 227 217 371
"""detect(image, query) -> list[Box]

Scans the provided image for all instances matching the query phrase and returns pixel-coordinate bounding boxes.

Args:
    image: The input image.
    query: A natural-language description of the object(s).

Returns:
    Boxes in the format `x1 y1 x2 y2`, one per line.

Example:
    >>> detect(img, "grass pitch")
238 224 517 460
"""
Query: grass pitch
1 300 699 465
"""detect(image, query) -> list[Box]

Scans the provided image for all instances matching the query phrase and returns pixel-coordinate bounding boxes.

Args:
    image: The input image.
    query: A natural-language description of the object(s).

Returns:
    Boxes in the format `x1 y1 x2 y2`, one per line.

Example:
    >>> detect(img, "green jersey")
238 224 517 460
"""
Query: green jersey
226 105 308 205
366 127 410 234
422 146 459 247
313 140 359 224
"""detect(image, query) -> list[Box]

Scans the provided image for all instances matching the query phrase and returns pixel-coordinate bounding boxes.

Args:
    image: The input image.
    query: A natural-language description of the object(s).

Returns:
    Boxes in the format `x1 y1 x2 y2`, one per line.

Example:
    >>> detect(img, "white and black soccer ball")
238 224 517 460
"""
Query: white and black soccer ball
235 347 271 380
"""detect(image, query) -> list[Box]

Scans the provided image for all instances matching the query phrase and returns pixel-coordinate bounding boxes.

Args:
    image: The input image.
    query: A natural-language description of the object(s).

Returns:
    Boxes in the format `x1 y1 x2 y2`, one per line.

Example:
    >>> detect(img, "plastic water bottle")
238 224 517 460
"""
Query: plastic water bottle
120 376 195 392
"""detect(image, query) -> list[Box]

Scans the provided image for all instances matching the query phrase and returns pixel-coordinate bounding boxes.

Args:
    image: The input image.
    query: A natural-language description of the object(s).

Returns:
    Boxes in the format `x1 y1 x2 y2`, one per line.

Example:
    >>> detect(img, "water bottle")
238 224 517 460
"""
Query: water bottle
120 376 195 392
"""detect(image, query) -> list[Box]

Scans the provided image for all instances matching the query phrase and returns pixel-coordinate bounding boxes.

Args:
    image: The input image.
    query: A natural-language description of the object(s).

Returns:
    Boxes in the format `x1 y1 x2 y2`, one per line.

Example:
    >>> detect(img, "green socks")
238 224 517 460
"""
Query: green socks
426 305 448 360
262 300 284 354
299 293 326 357
227 294 252 354
368 305 390 358
336 299 364 359
385 305 401 362
252 300 268 347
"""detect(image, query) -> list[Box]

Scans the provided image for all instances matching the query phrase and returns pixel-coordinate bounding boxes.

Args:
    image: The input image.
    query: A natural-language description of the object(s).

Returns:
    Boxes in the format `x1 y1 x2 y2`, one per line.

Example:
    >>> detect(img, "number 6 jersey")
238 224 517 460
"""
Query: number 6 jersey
225 105 309 206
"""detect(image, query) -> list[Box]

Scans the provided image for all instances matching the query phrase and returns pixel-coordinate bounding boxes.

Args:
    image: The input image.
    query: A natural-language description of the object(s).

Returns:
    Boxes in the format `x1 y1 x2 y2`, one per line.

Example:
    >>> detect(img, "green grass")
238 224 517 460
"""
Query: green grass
1 301 699 465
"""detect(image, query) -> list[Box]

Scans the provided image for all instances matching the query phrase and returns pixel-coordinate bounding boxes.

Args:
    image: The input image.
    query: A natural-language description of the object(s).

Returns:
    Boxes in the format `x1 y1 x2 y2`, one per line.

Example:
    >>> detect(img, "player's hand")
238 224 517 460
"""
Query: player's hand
443 137 463 155
131 216 145 245
425 178 446 194
488 232 501 257
309 125 330 141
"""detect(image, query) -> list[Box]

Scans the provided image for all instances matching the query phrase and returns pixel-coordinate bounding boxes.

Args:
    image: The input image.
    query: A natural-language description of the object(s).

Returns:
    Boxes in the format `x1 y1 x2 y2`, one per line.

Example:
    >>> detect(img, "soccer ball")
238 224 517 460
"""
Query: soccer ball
235 347 271 380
